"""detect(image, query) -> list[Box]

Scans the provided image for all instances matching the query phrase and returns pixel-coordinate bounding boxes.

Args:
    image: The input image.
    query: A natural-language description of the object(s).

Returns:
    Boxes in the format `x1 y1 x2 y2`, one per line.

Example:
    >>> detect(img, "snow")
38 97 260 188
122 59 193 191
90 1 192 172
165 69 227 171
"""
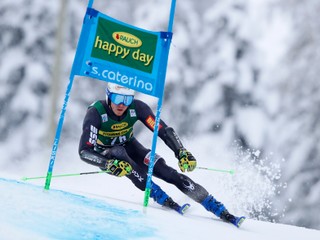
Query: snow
0 140 319 239
236 107 268 148
1 176 319 240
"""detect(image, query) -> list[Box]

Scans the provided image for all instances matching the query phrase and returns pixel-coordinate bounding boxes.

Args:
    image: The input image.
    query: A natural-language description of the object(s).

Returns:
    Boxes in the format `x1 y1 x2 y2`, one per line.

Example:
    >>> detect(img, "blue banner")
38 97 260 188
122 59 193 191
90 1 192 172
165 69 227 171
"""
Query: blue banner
70 8 172 98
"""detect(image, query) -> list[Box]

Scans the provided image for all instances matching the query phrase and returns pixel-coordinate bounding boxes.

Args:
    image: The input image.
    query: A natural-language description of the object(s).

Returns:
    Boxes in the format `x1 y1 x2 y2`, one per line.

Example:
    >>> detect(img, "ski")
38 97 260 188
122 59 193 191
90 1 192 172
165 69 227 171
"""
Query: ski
233 216 246 228
164 197 191 215
176 203 191 215
224 215 246 228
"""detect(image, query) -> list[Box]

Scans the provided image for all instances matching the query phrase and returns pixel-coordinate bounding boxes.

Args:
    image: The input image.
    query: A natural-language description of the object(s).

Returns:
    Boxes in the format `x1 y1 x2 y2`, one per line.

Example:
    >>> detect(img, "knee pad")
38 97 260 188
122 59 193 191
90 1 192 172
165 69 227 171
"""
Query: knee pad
143 151 162 166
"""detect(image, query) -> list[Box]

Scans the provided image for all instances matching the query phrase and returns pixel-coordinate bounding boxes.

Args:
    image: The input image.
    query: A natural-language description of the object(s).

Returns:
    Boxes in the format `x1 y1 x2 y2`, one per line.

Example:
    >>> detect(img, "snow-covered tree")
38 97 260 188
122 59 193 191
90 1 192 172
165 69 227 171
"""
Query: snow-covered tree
268 0 320 229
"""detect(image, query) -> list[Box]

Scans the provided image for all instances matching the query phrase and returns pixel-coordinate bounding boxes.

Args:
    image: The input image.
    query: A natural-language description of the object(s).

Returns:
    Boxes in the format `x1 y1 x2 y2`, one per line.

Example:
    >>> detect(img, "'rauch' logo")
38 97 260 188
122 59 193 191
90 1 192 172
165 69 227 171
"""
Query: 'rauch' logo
112 32 142 48
111 122 129 130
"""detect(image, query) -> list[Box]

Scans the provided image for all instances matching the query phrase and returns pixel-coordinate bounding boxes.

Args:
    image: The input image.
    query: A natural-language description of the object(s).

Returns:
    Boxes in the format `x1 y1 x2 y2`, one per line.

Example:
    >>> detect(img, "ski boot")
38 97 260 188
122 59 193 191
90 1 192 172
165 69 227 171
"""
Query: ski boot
201 195 245 228
201 194 226 217
150 183 190 215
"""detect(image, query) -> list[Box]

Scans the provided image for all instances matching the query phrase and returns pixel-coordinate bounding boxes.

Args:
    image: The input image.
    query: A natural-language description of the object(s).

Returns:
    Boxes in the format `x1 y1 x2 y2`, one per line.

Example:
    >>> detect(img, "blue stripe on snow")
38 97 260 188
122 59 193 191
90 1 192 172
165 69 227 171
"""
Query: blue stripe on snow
0 178 157 239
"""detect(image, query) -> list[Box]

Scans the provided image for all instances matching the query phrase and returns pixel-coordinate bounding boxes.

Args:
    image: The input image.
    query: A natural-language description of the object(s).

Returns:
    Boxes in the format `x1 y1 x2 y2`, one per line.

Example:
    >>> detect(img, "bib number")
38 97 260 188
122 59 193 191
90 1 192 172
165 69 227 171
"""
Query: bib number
111 135 127 145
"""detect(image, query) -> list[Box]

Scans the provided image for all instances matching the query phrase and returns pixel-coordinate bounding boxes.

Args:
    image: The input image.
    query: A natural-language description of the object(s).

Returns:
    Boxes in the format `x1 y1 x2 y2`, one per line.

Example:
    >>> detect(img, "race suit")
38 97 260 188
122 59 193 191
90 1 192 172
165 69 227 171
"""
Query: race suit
78 99 208 202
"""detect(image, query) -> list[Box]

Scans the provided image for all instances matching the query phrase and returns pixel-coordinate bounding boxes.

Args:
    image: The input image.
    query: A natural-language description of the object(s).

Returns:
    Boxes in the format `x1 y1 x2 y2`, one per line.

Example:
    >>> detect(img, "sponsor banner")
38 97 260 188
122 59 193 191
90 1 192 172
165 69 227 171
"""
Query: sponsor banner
71 8 172 98
92 18 157 73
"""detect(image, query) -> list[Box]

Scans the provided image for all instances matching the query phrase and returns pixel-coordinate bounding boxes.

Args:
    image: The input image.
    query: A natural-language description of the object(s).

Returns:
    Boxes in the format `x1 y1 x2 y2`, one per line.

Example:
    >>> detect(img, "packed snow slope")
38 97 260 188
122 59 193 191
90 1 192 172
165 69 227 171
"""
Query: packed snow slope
1 177 319 240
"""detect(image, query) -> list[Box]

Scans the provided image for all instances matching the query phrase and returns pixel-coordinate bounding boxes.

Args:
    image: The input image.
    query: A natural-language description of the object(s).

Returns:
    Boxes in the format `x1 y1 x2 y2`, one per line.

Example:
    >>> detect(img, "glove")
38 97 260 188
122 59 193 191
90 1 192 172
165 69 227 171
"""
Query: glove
177 148 197 172
105 159 132 177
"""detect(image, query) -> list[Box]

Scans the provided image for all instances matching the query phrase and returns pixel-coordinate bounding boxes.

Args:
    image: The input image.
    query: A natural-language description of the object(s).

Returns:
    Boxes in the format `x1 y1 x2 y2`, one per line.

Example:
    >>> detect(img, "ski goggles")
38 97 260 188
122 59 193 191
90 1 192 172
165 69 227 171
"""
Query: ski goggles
108 92 134 106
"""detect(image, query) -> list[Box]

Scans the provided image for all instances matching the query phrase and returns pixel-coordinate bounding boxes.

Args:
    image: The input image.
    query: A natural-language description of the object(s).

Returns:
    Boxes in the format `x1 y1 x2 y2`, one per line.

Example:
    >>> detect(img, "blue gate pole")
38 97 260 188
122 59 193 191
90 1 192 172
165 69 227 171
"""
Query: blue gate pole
143 0 177 207
44 75 75 190
88 0 94 8
44 0 94 190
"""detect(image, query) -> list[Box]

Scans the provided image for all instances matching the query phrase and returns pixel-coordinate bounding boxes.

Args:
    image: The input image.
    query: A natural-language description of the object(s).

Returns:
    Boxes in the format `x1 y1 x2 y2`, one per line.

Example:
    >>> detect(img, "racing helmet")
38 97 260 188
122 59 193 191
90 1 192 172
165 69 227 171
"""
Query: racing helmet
106 83 135 106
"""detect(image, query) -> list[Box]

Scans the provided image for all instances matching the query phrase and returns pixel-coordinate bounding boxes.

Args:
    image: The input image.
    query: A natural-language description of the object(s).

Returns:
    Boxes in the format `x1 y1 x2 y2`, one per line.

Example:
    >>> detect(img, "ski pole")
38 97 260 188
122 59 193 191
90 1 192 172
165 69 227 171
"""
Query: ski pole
21 170 110 181
196 166 235 175
21 167 234 181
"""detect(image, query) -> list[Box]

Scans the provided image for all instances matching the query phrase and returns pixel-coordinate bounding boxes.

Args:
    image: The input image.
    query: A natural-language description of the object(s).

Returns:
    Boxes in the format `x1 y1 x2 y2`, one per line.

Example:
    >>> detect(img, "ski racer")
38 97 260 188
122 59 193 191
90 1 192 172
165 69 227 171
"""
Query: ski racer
78 82 245 227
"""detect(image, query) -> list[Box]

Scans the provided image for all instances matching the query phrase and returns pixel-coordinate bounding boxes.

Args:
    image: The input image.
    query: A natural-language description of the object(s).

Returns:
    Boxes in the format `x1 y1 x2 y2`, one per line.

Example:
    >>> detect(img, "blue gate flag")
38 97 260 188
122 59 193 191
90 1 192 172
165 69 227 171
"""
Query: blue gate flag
70 8 172 98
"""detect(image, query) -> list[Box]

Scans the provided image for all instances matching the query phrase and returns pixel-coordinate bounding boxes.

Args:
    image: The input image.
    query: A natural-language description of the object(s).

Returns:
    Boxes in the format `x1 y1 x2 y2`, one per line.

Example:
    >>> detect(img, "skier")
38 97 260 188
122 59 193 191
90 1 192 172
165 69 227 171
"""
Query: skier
78 82 245 227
